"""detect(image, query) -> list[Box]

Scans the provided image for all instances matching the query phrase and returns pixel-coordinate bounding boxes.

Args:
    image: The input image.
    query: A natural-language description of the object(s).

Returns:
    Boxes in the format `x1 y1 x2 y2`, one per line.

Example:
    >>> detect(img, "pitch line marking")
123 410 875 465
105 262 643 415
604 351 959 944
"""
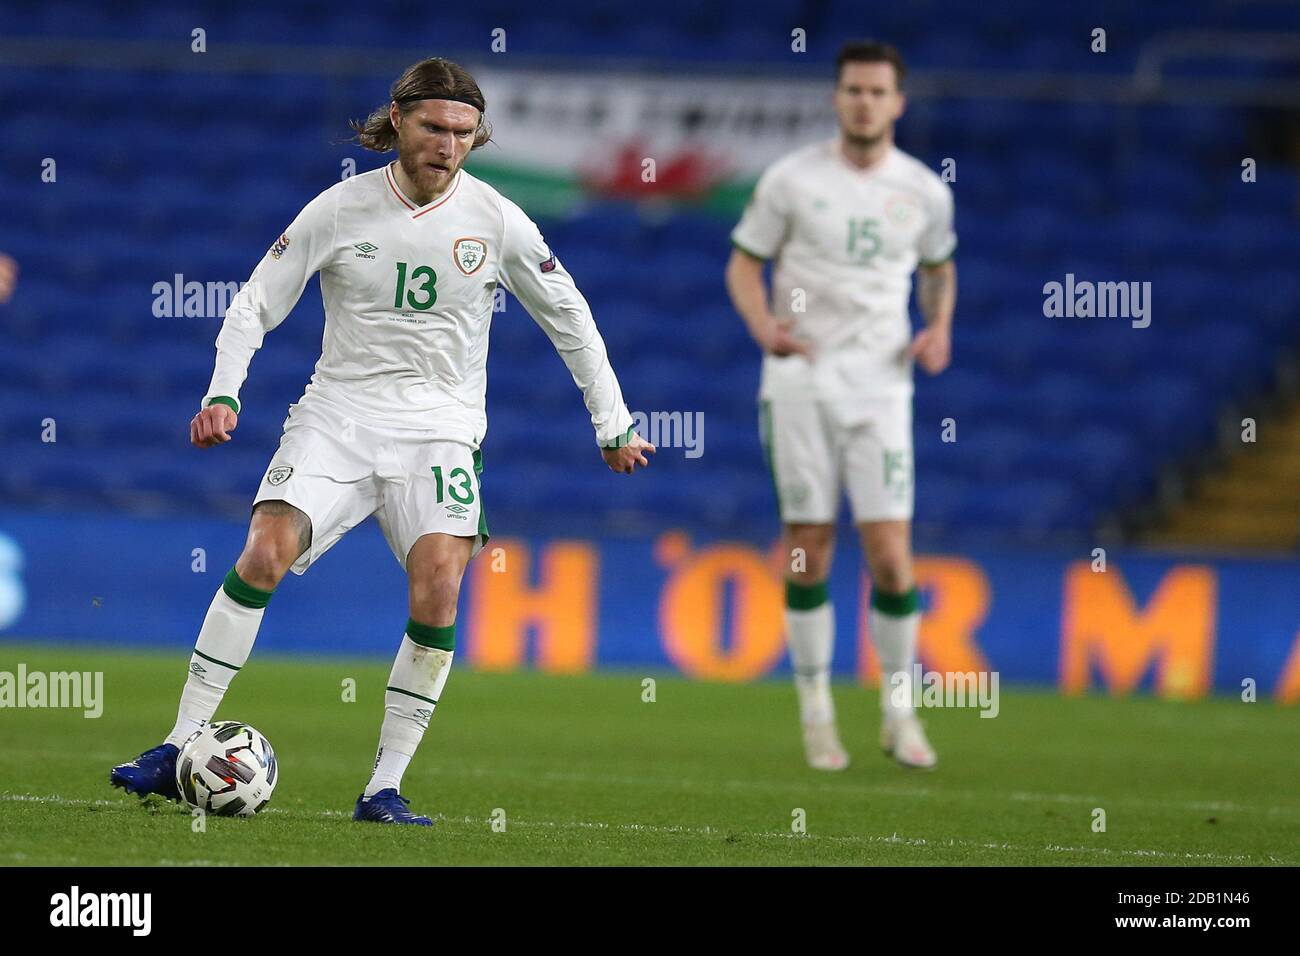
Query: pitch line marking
414 764 1300 818
2 792 1291 865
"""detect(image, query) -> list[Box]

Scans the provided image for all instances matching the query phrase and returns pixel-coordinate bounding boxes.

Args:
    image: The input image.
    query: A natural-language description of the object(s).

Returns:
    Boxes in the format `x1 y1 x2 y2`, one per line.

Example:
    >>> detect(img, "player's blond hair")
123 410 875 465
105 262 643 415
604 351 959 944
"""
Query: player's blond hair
350 57 493 152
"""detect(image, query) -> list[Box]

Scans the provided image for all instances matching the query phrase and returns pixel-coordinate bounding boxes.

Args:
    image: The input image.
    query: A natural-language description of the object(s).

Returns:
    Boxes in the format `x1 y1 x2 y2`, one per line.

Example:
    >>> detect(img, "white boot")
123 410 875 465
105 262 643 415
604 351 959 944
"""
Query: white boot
802 720 850 771
880 713 937 769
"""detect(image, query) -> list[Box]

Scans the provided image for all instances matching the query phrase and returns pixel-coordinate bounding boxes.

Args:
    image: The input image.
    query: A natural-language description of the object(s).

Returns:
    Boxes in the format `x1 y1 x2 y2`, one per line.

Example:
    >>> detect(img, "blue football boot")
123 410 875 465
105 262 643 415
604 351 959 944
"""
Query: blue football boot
353 788 433 826
110 743 181 801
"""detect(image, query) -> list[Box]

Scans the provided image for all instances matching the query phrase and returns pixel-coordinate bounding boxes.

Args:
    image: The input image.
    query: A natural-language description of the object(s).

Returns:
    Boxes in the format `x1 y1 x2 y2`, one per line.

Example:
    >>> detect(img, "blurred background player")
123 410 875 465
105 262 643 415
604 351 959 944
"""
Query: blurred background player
109 58 654 823
726 40 957 770
0 253 18 304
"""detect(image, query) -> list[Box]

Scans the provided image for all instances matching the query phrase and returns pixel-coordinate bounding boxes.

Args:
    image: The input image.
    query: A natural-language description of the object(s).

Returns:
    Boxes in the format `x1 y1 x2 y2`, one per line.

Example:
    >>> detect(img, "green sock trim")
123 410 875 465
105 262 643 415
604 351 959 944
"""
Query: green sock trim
386 686 438 706
407 618 455 651
193 648 241 672
222 568 273 609
871 586 919 617
785 580 829 610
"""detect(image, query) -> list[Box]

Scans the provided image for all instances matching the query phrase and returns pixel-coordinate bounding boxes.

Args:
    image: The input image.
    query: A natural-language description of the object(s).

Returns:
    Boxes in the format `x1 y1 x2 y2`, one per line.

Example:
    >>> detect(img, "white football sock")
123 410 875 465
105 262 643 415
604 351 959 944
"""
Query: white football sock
368 747 413 797
165 582 266 747
872 593 920 718
364 633 454 797
786 601 836 726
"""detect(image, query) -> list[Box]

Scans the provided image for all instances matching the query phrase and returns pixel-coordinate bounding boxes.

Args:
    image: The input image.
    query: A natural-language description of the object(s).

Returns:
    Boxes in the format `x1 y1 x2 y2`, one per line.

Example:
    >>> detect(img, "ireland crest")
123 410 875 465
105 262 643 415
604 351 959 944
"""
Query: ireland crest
453 237 488 276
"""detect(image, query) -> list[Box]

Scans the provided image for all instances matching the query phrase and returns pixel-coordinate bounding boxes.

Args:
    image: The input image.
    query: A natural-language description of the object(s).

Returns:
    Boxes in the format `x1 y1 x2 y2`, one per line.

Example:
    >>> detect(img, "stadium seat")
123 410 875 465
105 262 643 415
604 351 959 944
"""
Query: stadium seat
1 5 1293 545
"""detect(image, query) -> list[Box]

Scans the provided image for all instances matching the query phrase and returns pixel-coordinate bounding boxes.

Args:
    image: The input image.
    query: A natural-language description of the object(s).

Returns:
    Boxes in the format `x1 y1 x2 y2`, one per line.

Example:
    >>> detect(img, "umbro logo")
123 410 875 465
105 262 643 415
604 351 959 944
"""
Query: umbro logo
189 662 206 676
354 241 378 259
445 503 469 519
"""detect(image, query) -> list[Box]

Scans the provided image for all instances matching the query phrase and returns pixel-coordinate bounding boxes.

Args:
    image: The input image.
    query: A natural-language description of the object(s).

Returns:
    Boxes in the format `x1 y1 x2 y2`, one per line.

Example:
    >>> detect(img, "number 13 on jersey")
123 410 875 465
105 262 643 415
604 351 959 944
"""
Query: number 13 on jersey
394 261 438 310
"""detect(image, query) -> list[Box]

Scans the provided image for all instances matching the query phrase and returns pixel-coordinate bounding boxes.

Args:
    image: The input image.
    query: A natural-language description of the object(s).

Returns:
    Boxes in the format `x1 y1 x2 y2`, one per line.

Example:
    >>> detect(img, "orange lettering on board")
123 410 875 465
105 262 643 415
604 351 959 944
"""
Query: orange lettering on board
658 536 786 681
857 557 992 686
466 538 597 673
1276 631 1300 704
1059 563 1216 699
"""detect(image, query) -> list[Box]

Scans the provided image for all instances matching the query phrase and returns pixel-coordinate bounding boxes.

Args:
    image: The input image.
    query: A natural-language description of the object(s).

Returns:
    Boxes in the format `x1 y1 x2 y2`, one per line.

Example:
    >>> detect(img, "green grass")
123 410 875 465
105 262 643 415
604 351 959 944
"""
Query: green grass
2 644 1297 866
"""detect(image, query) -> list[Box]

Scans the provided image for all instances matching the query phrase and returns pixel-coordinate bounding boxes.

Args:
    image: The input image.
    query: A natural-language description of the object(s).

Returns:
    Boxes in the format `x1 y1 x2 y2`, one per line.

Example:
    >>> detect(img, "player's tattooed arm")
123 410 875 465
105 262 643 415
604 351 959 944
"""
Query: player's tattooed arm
911 260 956 375
916 259 956 331
0 253 18 303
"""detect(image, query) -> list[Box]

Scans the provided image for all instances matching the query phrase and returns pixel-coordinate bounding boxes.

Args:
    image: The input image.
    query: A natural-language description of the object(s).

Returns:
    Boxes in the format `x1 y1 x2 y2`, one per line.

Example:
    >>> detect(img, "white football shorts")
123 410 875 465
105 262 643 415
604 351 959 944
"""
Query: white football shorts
758 395 914 525
252 398 487 575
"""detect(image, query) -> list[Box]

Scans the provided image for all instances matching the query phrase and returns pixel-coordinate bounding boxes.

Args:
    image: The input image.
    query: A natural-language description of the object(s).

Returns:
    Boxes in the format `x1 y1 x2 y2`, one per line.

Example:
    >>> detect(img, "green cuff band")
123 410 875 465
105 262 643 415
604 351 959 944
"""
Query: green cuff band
407 618 456 651
785 580 829 610
222 568 273 609
871 586 919 617
207 396 240 414
599 425 636 449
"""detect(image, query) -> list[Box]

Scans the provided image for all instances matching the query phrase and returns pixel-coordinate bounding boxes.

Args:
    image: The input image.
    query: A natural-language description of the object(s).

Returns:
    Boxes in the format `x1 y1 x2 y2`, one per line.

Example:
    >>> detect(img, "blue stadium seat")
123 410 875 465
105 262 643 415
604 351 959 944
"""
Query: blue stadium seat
2 6 1294 545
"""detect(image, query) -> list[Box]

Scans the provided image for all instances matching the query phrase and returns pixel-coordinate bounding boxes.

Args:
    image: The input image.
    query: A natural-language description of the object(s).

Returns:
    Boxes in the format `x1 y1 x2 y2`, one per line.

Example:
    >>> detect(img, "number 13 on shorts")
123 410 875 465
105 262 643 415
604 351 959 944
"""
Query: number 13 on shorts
380 443 488 564
430 464 476 506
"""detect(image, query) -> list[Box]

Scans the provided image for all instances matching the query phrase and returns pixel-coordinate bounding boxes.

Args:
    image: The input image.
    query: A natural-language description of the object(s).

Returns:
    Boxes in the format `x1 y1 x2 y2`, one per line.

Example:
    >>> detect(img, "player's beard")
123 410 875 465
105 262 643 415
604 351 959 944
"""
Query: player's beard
398 150 459 202
841 125 888 150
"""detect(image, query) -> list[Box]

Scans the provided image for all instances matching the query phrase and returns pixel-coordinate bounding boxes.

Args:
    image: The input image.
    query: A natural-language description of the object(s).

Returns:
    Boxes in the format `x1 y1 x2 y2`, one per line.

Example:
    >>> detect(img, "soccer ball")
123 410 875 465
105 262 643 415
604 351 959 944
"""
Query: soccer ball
176 720 278 816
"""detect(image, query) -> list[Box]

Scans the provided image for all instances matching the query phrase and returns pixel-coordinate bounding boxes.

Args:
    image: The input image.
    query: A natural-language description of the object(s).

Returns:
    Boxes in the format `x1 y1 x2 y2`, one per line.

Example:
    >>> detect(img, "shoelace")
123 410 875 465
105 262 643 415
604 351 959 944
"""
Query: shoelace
369 792 413 815
129 750 164 770
360 791 426 821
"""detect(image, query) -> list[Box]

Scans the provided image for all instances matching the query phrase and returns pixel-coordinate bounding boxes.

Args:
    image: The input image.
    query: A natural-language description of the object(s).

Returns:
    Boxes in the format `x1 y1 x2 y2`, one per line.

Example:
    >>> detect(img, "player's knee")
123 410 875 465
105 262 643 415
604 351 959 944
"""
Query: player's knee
870 555 913 594
785 525 835 580
408 560 465 622
236 536 298 590
791 556 832 582
237 504 310 590
235 552 287 591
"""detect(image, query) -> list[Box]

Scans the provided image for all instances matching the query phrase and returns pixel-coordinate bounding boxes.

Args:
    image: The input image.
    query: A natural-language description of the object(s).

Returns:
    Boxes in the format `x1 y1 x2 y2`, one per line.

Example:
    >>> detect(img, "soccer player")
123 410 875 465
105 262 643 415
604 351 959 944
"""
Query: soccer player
111 58 655 823
725 40 956 771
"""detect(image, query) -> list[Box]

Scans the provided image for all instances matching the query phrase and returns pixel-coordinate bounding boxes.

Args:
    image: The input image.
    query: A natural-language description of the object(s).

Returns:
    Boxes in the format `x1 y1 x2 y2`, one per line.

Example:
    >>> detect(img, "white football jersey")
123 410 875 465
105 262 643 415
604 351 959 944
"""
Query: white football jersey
204 163 635 448
731 140 956 401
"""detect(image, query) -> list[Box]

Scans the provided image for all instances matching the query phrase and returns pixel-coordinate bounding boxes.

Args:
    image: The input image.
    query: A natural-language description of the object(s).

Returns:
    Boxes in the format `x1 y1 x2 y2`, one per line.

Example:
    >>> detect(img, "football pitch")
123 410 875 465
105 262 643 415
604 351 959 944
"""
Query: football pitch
2 644 1296 866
